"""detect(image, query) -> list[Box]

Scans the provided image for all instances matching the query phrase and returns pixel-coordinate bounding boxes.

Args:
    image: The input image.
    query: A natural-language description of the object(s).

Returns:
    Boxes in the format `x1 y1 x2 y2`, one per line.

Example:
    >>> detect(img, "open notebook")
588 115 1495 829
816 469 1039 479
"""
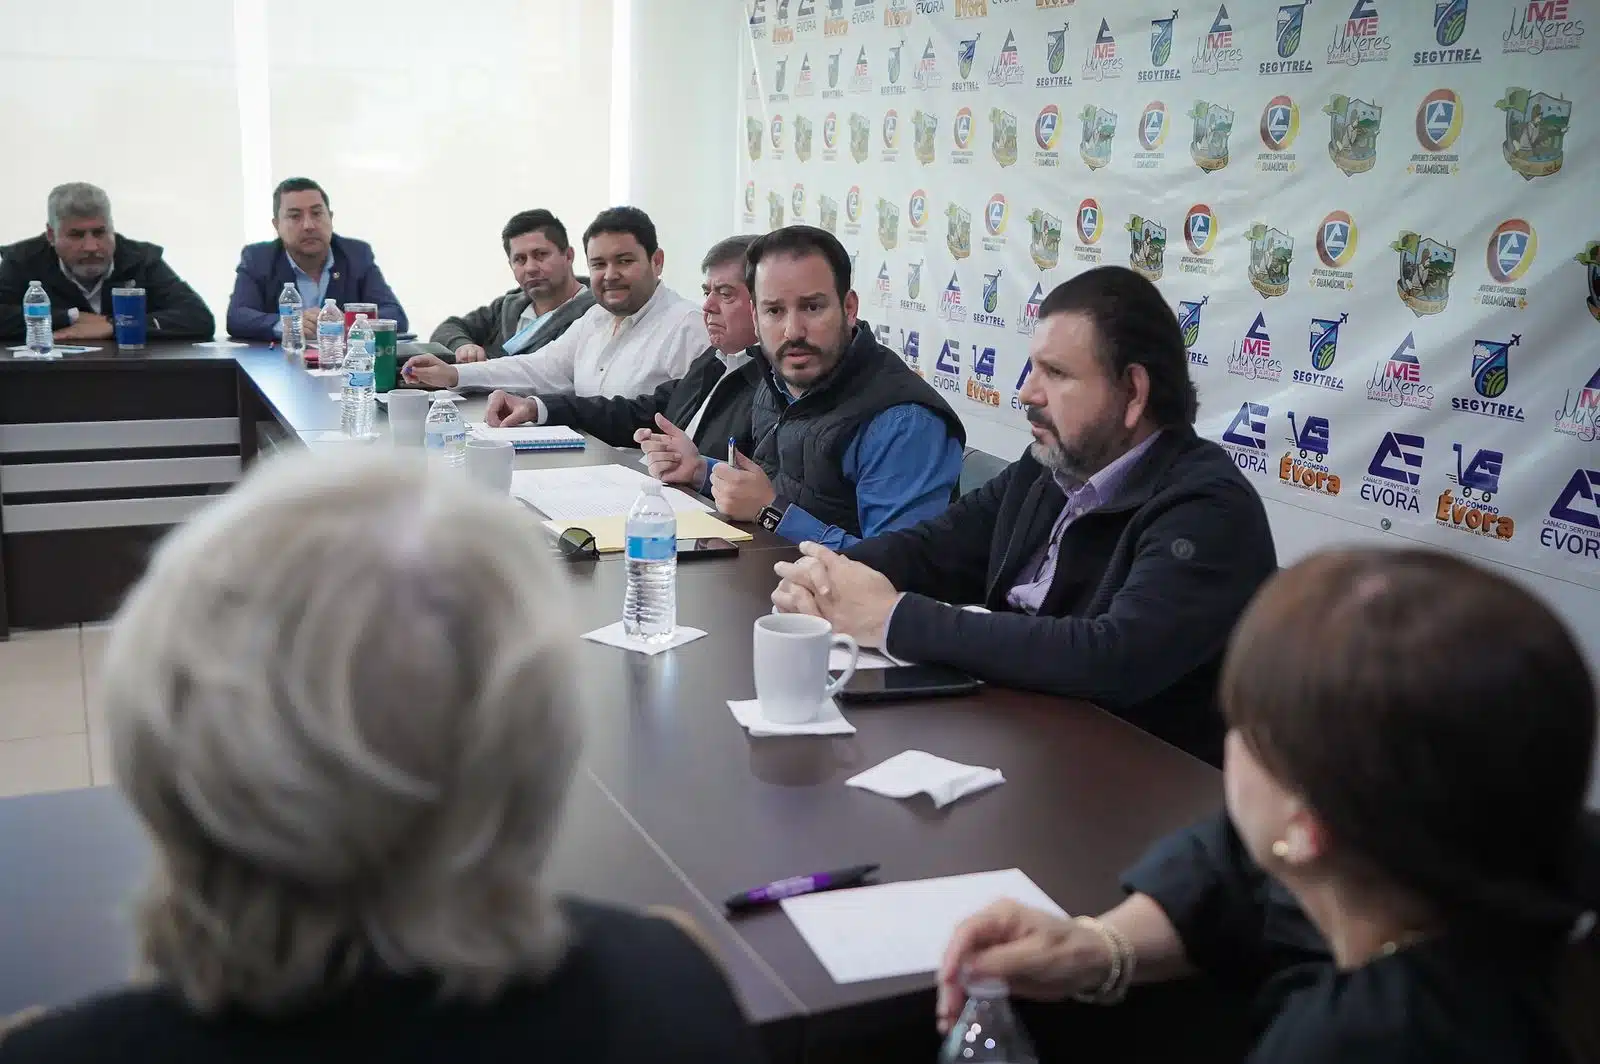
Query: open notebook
467 424 586 452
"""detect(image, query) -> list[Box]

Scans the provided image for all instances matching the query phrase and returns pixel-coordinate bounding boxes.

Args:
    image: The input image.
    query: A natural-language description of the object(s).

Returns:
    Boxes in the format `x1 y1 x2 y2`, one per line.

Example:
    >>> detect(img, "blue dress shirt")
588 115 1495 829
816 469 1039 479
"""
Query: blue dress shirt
272 248 335 337
704 398 963 550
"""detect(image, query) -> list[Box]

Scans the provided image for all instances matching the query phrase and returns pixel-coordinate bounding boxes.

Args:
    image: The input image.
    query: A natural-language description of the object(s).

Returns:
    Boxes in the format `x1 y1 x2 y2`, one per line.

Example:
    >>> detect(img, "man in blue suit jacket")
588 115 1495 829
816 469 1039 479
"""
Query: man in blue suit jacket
226 177 408 340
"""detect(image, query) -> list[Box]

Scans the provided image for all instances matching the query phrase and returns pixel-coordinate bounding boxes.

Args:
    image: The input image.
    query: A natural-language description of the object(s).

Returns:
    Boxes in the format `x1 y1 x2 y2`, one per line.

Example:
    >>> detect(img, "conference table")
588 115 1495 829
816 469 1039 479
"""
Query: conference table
0 342 1230 1063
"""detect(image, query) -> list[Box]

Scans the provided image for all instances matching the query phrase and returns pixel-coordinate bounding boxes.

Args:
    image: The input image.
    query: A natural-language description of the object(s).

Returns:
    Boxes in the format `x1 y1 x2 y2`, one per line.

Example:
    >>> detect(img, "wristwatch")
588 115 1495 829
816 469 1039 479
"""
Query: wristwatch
757 505 785 532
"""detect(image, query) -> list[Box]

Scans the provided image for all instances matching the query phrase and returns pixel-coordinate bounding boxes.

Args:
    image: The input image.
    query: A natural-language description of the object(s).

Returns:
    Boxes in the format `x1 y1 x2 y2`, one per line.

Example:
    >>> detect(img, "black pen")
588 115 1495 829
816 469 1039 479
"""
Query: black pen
724 863 880 914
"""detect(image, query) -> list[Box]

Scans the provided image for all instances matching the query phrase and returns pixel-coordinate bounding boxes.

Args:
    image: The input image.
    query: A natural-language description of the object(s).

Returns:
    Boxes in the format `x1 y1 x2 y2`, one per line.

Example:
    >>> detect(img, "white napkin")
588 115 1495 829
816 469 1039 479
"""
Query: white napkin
728 698 856 737
307 367 344 377
828 646 897 671
846 750 1005 809
581 621 706 656
191 339 249 348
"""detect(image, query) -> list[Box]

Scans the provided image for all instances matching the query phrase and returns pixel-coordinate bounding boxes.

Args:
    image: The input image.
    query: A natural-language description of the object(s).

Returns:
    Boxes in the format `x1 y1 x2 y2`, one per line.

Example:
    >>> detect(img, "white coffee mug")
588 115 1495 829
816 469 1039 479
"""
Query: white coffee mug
465 438 514 493
753 613 859 725
387 389 431 448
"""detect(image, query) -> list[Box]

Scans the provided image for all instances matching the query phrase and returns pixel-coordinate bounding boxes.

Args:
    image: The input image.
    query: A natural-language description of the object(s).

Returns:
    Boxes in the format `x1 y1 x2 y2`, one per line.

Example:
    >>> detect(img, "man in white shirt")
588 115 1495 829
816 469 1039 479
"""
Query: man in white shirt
402 207 706 399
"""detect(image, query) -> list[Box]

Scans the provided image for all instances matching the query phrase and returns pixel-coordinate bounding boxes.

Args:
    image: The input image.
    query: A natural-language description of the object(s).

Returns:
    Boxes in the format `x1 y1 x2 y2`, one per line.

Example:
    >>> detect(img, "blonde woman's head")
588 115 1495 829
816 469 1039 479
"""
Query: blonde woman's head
102 450 581 1014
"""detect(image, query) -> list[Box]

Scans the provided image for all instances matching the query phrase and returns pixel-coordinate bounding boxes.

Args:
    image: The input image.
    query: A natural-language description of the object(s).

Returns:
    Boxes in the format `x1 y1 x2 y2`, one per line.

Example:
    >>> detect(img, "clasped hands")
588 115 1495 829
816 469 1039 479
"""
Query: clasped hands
771 542 900 649
634 413 776 521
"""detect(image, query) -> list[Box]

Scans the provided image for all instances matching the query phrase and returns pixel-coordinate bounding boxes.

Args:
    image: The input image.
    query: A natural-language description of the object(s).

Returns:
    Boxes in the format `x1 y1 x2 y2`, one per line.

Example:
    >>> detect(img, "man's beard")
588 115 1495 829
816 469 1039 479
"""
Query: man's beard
67 259 108 283
1026 406 1130 487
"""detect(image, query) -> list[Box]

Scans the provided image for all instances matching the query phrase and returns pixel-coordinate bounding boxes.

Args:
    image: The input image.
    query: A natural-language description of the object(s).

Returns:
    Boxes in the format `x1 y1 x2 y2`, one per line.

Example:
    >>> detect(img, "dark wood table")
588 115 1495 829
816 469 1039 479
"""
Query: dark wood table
0 342 1228 1063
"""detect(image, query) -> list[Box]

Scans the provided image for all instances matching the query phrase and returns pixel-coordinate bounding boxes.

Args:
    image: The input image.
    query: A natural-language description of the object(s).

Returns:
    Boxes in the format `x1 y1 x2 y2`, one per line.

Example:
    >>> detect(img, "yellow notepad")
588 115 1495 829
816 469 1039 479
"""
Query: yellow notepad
544 510 753 552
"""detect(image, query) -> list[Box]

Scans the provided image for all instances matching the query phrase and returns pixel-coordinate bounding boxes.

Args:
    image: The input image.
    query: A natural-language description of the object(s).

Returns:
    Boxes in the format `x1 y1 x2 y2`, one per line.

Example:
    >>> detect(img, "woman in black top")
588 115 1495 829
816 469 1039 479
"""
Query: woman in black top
0 451 765 1064
938 548 1600 1062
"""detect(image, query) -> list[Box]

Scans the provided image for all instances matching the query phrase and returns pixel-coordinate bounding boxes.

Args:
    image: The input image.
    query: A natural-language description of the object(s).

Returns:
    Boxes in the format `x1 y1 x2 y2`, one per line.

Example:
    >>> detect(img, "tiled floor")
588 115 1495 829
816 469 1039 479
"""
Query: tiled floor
0 625 113 798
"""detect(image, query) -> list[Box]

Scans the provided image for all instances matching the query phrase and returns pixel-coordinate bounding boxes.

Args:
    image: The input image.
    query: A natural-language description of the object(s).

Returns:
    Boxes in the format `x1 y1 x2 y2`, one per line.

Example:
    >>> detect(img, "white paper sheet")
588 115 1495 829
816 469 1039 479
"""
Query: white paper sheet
780 868 1067 984
828 647 896 671
7 345 100 354
468 423 586 445
511 464 711 521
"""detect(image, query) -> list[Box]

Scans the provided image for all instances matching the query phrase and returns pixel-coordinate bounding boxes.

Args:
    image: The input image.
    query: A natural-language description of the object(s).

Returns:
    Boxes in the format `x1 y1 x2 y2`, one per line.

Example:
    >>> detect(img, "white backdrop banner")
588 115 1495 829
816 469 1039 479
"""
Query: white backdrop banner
737 0 1600 590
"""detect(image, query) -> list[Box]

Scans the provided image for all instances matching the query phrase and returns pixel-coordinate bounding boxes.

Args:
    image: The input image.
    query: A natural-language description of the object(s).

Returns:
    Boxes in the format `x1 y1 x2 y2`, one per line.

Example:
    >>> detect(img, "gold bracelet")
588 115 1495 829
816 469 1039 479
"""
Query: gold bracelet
1069 916 1137 1005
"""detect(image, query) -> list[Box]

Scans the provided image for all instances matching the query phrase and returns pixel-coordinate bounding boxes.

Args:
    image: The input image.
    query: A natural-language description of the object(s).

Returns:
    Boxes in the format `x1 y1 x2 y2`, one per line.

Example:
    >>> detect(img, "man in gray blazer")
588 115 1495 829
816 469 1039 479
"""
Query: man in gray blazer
429 209 595 363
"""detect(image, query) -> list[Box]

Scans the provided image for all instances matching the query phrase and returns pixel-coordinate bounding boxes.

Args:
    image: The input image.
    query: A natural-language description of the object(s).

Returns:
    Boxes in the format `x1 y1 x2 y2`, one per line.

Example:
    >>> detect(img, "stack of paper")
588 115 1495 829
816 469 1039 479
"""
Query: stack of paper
468 423 586 451
511 464 712 520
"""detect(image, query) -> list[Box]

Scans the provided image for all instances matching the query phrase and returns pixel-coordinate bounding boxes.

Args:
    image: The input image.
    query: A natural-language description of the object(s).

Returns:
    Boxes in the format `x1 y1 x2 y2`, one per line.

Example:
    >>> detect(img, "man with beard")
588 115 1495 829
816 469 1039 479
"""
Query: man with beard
638 225 964 547
428 210 593 363
770 265 1276 765
227 177 408 340
401 207 704 400
0 182 214 343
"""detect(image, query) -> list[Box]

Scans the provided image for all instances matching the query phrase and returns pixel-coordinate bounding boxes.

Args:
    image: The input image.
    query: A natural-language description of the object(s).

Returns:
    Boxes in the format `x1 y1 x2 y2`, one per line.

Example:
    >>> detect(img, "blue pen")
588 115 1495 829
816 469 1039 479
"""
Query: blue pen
728 435 738 466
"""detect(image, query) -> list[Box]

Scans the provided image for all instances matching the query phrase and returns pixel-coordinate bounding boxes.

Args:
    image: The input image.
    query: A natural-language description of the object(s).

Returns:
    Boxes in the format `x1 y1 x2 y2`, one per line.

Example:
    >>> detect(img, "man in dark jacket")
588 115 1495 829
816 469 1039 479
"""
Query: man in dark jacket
0 182 214 343
639 225 965 549
429 209 594 364
226 177 407 340
483 235 761 453
772 266 1277 765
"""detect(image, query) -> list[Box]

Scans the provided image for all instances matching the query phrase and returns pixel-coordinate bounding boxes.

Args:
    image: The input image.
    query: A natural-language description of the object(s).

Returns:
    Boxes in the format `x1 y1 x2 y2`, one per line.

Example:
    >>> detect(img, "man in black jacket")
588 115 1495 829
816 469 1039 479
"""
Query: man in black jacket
428 209 594 363
482 235 761 453
772 266 1277 765
0 182 214 343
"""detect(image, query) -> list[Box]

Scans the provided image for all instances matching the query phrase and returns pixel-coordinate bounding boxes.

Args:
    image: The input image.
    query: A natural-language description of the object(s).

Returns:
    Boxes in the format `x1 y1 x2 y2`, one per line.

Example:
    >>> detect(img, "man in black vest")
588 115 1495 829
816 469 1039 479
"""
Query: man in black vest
639 225 965 548
481 235 762 454
771 266 1278 765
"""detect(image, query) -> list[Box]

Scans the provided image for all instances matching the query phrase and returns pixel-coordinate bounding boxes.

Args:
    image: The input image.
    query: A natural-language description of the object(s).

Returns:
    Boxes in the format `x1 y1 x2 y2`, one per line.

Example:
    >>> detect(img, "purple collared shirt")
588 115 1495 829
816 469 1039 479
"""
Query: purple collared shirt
1005 432 1162 614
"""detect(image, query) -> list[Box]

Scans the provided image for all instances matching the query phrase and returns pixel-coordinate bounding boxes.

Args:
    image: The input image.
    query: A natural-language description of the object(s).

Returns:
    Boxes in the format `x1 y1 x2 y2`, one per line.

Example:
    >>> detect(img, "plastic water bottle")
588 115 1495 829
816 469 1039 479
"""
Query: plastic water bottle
938 978 1038 1064
623 483 678 642
22 281 54 357
316 298 344 370
341 314 377 438
278 283 304 355
423 395 468 468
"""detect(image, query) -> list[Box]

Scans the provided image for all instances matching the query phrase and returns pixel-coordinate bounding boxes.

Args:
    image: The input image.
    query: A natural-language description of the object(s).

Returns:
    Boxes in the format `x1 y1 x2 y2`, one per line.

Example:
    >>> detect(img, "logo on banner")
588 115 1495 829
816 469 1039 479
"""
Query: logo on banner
824 50 845 97
907 189 929 241
1555 365 1600 442
1083 18 1125 80
750 0 769 38
1362 430 1425 514
1475 218 1536 309
1408 88 1463 174
1221 402 1272 477
1138 100 1170 153
1073 199 1101 263
1010 359 1032 411
1298 313 1349 390
1577 242 1600 322
1039 23 1074 88
1246 223 1295 297
1030 209 1065 269
1450 333 1524 421
1393 231 1456 316
849 111 871 161
774 0 795 42
747 117 763 161
939 271 968 322
1325 95 1382 174
796 0 817 34
797 54 817 96
768 190 786 231
934 338 961 396
1229 313 1284 382
1311 210 1357 291
1189 101 1233 171
1181 204 1219 275
954 0 988 17
988 30 1026 85
1079 105 1117 169
881 109 901 162
795 116 814 161
742 181 756 224
965 344 1000 407
1257 95 1301 171
983 194 1009 251
1126 215 1168 281
1496 88 1571 180
883 0 911 28
771 114 786 154
1019 282 1046 336
1366 331 1434 409
1035 104 1063 165
822 112 839 159
899 328 922 377
1281 412 1340 495
747 67 761 103
824 0 850 35
1438 442 1513 539
1415 0 1481 63
1193 4 1244 73
975 270 1006 328
901 259 927 313
1146 10 1181 79
849 46 873 92
844 185 863 235
790 183 807 221
915 38 943 88
772 56 790 102
1541 469 1600 561
819 194 839 233
913 109 938 163
1265 1 1315 74
951 106 976 163
991 107 1019 167
873 260 893 307
947 202 974 259
876 198 900 249
953 34 982 90
1503 0 1585 55
1327 0 1392 66
1179 296 1210 365
882 39 908 94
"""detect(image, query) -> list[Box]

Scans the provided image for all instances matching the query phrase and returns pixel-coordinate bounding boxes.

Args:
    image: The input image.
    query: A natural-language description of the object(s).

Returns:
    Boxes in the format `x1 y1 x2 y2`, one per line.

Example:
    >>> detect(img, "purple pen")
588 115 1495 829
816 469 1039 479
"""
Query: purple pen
723 863 880 913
